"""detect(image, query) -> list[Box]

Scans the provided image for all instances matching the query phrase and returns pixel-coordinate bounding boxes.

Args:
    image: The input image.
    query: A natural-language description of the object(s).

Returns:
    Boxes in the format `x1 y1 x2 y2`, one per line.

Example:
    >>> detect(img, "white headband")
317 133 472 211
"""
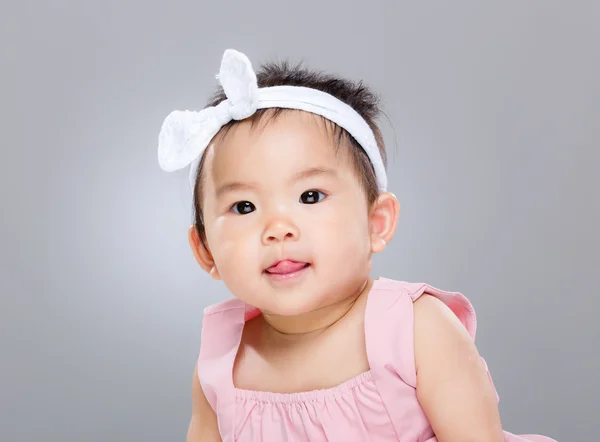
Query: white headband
157 49 387 192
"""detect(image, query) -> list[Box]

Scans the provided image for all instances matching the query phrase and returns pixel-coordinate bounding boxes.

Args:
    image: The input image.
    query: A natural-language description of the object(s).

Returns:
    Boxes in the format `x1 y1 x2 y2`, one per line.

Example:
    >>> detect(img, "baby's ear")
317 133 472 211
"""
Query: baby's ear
188 226 221 280
369 192 400 253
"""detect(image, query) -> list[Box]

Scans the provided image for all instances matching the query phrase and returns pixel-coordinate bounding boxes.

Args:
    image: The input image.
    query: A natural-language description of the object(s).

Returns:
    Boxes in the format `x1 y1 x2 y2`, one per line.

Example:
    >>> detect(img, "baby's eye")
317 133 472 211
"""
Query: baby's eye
299 190 327 204
231 201 256 215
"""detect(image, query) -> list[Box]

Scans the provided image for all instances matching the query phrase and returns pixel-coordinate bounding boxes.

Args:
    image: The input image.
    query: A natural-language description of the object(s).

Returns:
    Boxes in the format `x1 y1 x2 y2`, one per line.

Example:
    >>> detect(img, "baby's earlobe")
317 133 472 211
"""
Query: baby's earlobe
209 265 221 280
369 192 400 252
188 225 219 275
370 233 388 253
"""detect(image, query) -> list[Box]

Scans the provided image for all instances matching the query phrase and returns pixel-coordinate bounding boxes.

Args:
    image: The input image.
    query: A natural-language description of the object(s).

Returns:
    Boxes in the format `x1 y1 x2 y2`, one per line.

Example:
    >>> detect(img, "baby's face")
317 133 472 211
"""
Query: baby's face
199 111 374 316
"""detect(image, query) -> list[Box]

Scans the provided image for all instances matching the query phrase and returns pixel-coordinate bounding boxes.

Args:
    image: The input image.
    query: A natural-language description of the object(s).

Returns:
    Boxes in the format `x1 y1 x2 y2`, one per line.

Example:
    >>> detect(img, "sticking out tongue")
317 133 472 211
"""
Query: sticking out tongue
266 260 308 275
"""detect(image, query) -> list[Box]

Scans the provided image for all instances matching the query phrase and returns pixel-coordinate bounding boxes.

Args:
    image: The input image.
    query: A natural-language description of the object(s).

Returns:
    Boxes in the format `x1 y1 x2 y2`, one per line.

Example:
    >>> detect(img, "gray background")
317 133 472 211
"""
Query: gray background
1 1 598 441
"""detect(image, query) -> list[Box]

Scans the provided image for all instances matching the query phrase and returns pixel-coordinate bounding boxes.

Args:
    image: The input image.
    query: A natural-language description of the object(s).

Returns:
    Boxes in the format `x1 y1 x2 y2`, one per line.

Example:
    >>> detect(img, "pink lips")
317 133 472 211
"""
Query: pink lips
265 260 309 275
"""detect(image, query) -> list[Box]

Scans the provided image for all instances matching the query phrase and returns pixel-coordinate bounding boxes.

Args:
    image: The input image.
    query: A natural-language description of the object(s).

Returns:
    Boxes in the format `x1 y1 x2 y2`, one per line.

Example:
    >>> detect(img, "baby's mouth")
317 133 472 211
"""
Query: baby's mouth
264 260 310 275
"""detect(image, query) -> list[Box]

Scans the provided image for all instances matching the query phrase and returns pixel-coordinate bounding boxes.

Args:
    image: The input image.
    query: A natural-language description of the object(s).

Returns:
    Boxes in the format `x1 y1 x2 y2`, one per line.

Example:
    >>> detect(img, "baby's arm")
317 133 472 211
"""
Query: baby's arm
413 295 503 442
186 363 222 442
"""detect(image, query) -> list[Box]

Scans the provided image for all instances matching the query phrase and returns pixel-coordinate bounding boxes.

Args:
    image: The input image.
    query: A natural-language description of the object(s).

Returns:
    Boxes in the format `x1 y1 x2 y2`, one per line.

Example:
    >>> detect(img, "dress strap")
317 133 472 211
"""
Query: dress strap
197 298 252 441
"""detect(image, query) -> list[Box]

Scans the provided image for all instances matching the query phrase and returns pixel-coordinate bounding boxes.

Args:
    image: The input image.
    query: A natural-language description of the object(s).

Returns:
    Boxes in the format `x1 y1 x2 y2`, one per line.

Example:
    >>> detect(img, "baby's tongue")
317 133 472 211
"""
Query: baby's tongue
267 260 307 274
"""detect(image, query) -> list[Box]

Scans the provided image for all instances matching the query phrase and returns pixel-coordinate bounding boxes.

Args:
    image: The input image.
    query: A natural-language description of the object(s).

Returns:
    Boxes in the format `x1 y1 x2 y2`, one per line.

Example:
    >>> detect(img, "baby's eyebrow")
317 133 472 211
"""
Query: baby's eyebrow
215 181 257 199
292 167 338 182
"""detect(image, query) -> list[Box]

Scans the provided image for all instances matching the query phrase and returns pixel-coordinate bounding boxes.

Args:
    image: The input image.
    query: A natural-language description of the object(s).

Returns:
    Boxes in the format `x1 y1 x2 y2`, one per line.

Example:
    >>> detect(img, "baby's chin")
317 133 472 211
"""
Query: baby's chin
258 297 325 318
232 281 332 318
244 291 326 317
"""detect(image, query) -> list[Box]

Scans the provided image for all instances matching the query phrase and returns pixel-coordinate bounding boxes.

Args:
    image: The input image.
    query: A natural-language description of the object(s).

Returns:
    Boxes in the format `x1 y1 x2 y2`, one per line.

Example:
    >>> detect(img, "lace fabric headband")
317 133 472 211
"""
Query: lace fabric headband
157 49 387 192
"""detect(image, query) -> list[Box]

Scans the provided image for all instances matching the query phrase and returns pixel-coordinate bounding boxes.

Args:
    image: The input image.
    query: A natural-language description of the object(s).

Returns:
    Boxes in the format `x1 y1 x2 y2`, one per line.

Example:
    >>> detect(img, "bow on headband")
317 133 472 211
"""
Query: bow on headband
157 49 388 192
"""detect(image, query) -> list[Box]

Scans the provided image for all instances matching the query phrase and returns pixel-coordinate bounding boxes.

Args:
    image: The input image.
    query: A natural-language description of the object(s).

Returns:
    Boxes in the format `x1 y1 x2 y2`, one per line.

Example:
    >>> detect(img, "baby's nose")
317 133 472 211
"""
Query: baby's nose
262 219 300 244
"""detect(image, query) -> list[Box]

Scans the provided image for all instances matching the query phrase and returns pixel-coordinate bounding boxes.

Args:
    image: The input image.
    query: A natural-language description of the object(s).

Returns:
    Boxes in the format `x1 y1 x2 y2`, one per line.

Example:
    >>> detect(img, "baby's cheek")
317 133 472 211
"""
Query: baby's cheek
317 221 369 260
331 210 370 239
218 237 259 274
211 218 251 251
337 218 372 256
217 237 245 262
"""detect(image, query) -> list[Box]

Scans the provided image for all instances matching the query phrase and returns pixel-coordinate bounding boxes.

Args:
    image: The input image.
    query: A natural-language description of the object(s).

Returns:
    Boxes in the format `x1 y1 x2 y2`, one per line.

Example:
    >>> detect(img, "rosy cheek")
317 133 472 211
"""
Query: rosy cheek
218 240 236 259
214 218 256 256
219 216 254 239
318 204 354 229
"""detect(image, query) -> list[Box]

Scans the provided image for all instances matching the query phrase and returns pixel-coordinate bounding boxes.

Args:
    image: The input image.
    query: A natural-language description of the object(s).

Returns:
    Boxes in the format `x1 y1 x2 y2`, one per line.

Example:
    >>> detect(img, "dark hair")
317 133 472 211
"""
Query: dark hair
193 59 387 247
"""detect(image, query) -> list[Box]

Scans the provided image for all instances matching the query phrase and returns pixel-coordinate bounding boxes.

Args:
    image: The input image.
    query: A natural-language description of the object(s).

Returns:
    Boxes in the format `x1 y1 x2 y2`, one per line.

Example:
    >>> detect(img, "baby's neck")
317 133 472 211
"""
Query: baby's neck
261 278 373 338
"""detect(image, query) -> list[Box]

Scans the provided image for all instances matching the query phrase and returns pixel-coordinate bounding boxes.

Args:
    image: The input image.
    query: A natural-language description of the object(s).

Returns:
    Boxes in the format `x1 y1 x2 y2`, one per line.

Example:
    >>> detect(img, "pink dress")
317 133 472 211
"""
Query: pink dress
197 277 556 441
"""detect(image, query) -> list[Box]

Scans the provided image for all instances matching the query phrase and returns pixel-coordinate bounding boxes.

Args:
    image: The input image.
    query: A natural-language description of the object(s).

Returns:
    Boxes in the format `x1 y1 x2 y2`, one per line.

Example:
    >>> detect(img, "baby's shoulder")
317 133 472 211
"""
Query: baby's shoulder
372 277 477 338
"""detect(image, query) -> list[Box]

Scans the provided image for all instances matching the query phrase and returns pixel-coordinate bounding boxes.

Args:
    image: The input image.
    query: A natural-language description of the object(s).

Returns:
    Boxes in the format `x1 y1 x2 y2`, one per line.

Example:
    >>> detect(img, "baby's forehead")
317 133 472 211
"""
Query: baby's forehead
206 111 353 183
